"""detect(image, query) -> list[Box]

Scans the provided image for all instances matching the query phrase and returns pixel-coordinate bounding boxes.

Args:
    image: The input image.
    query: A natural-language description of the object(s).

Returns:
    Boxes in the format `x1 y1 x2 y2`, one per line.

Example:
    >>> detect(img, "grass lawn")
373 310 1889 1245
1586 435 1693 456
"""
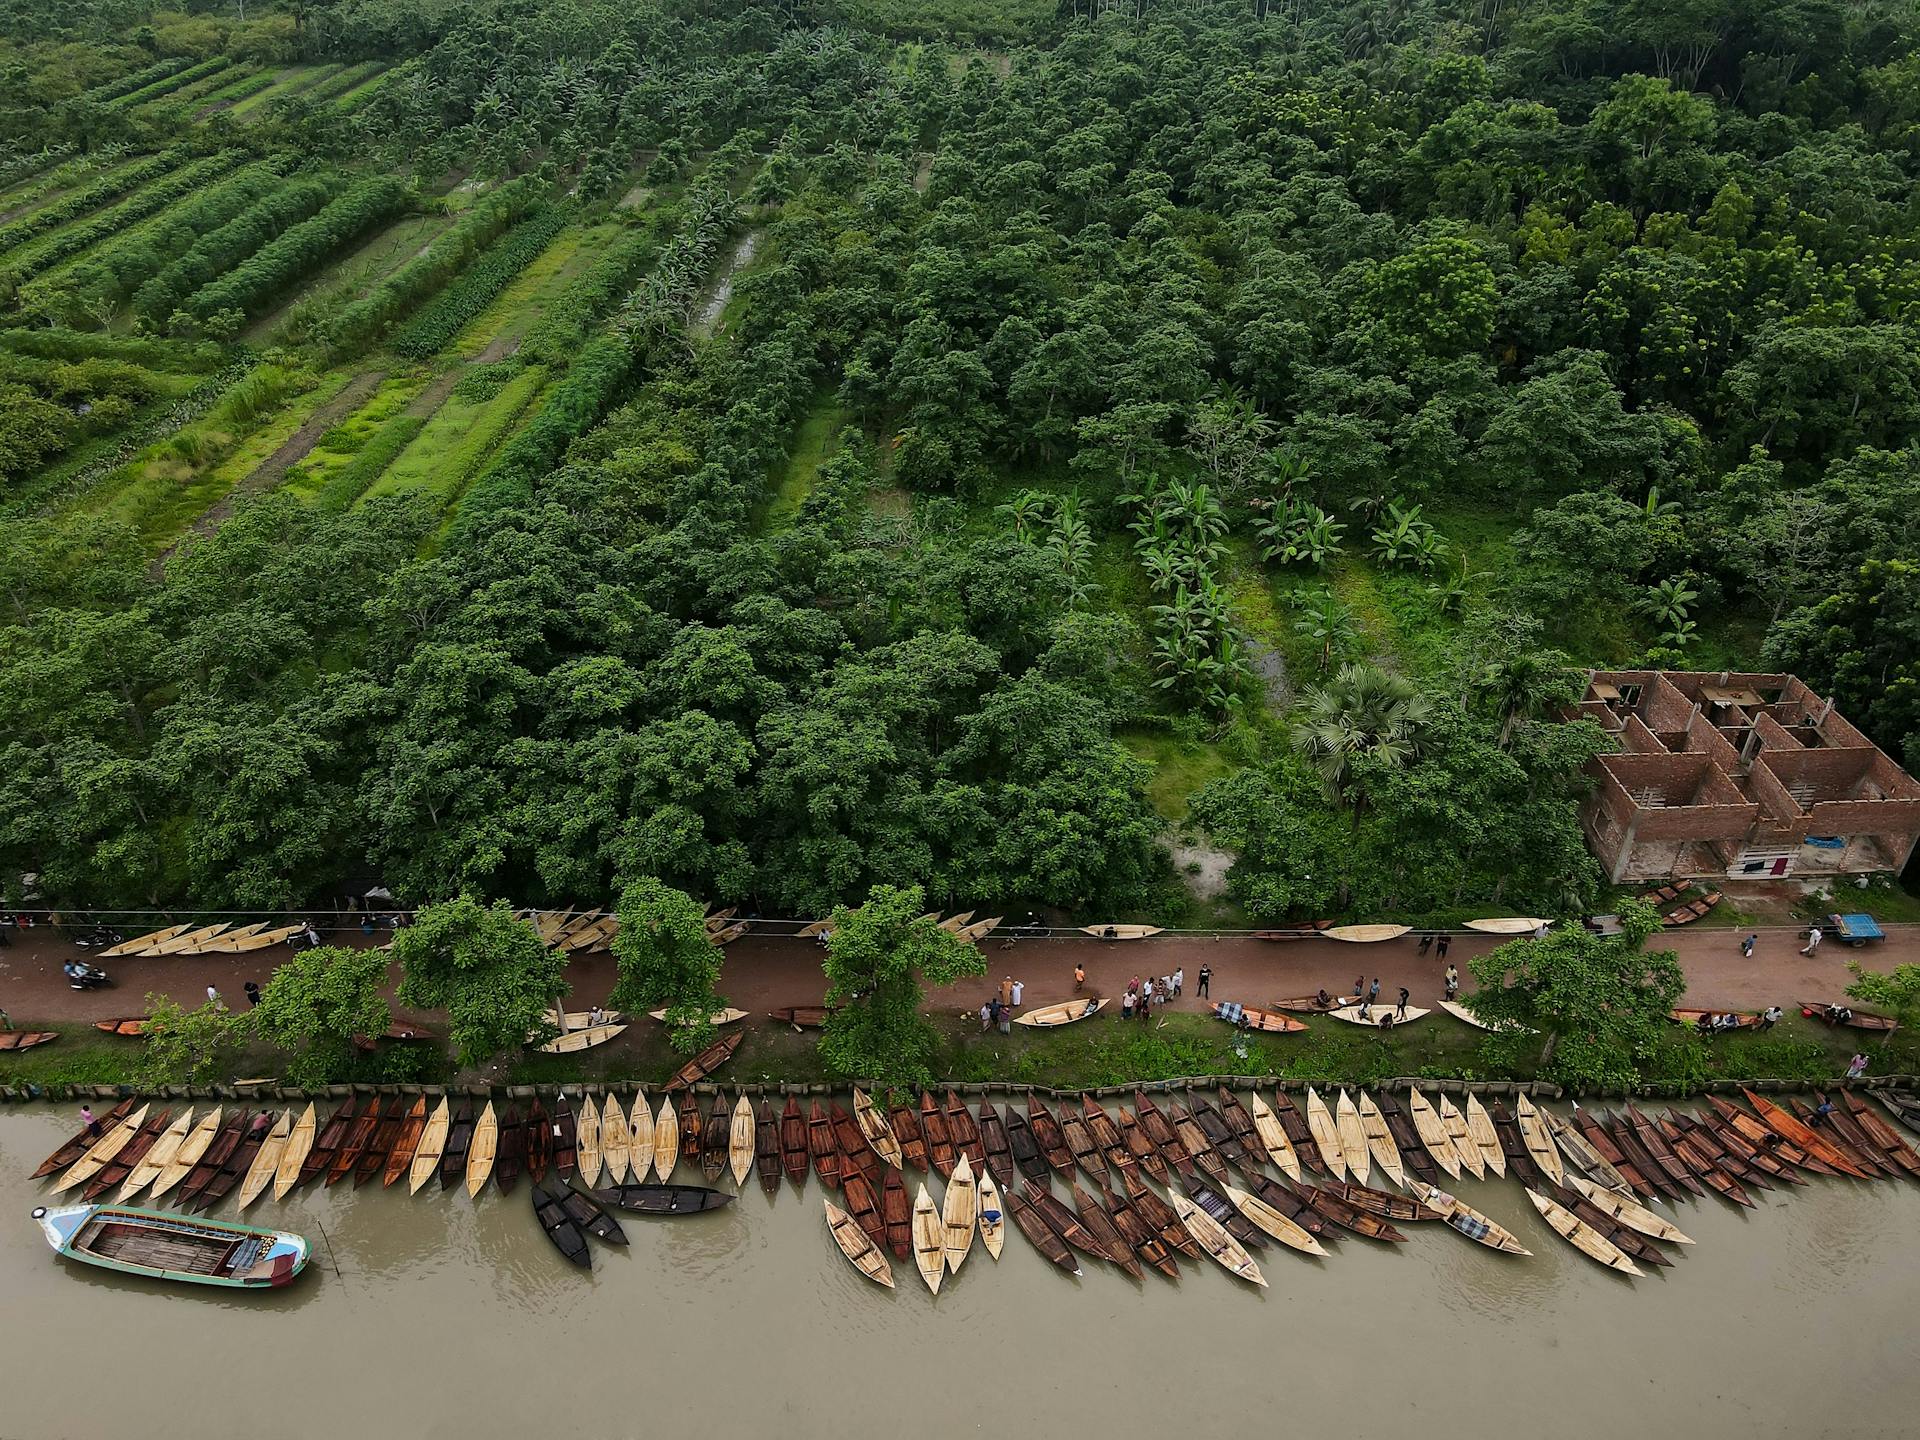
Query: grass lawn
280 370 430 502
367 364 547 509
1119 729 1237 824
758 391 845 529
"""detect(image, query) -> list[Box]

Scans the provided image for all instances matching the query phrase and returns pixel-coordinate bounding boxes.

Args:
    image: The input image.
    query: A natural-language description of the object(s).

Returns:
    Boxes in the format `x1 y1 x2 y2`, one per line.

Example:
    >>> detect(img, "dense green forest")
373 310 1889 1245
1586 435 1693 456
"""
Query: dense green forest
3 0 1919 925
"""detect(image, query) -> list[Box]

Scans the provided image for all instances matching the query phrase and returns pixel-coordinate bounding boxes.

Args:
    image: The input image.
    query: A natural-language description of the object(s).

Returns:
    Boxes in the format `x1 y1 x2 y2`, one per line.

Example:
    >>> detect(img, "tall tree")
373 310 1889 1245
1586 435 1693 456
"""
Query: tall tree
608 876 726 1054
245 944 392 1085
1291 663 1434 804
393 897 566 1068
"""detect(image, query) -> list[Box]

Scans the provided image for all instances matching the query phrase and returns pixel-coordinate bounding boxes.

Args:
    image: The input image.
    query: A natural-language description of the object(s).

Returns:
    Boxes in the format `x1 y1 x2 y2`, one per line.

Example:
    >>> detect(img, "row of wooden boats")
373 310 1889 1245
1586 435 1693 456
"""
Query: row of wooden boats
98 921 305 957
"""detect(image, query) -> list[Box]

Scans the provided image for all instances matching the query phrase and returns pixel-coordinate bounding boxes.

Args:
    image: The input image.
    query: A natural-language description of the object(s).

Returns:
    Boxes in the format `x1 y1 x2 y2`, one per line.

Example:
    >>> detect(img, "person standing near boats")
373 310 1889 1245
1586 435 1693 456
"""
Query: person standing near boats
1396 988 1411 1020
1010 979 1024 1010
1444 964 1459 999
79 1105 100 1139
1121 990 1135 1021
1172 967 1183 997
1073 963 1085 992
1197 964 1211 998
1435 934 1451 960
1848 1053 1869 1079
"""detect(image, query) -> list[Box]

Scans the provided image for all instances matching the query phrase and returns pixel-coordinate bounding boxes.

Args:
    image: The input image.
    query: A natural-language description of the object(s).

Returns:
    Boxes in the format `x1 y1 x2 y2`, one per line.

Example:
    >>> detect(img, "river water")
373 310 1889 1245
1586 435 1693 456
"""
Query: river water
4 1102 1917 1439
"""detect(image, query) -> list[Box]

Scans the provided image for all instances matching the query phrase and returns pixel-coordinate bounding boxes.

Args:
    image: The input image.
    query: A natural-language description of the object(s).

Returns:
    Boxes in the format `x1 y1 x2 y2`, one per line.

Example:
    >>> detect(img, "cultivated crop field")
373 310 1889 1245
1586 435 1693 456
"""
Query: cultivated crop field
3 0 1918 930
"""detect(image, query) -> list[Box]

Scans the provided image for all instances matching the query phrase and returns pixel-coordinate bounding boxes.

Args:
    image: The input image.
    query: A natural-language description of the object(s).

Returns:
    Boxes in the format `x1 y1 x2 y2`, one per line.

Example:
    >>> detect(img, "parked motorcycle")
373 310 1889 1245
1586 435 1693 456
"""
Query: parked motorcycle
70 926 124 951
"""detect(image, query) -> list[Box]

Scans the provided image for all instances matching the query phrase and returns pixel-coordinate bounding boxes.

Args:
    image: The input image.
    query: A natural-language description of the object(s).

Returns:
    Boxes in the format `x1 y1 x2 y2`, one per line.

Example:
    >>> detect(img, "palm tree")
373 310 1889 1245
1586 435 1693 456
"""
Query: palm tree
1291 662 1434 803
1478 649 1578 749
1291 588 1358 672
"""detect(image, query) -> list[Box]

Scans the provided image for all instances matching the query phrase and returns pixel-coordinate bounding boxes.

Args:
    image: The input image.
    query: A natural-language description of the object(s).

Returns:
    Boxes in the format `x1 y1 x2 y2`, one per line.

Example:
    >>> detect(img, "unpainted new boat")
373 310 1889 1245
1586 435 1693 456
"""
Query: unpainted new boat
1464 917 1548 934
730 1093 756 1187
100 923 190 957
84 1109 172 1202
272 1103 316 1202
1541 1106 1630 1194
1270 994 1359 1013
152 1109 223 1201
649 1007 750 1027
52 1104 151 1195
35 1202 307 1287
1406 1089 1461 1179
1248 1093 1303 1181
1527 1188 1641 1276
1464 1095 1505 1177
120 1108 195 1204
1565 1174 1693 1244
1515 1096 1566 1186
628 1093 655 1182
1356 1093 1405 1189
912 1184 945 1293
466 1102 499 1198
852 1088 904 1168
1078 924 1162 941
1304 1088 1347 1181
1222 1183 1327 1256
537 1023 627 1054
1438 999 1534 1033
149 922 229 955
1209 1002 1308 1033
976 1169 1004 1261
1325 924 1411 943
942 1155 978 1273
575 1096 604 1188
1169 1192 1266 1287
34 1100 137 1178
1438 1095 1482 1180
237 1111 293 1211
653 1096 679 1180
407 1098 451 1194
1671 1008 1761 1030
600 1095 631 1187
1328 1004 1431 1026
825 1200 893 1288
1014 997 1109 1028
1413 1182 1530 1255
1334 1090 1371 1185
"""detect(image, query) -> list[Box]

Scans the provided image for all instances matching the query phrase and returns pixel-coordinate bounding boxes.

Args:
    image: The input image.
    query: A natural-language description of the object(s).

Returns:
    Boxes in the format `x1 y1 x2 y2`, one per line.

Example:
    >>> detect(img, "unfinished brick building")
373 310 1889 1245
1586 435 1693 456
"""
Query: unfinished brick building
1572 671 1920 884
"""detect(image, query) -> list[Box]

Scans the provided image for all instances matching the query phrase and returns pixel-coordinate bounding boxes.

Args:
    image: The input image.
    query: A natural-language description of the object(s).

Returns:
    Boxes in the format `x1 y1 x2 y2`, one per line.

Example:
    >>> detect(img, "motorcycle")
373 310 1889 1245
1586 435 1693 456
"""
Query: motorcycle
64 961 113 991
70 926 124 951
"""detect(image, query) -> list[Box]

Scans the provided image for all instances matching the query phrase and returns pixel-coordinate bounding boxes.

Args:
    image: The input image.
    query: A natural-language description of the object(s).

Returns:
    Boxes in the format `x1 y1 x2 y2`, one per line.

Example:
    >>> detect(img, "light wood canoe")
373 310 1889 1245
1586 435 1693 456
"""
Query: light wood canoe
1078 924 1163 940
120 1108 194 1203
561 916 618 952
228 923 305 952
1438 1095 1483 1179
1222 1183 1327 1256
1325 923 1411 943
542 1008 625 1030
408 1099 452 1194
186 921 266 953
1414 1181 1530 1254
101 922 190 956
797 917 832 938
271 1103 316 1202
730 1094 755 1186
1357 1093 1405 1189
1013 997 1108 1028
1327 1004 1431 1026
1334 1090 1371 1185
913 1184 945 1293
465 1102 498 1198
1169 1192 1266 1287
1542 1108 1631 1194
653 1096 679 1179
976 1169 1004 1261
1527 1188 1641 1275
537 1023 627 1054
942 1154 978 1272
575 1096 603 1188
1464 917 1548 934
1407 1088 1461 1179
601 1096 632 1186
701 905 738 932
1438 999 1533 1033
648 1007 749 1026
52 1105 150 1194
1249 1094 1303 1181
826 1200 894 1288
1271 994 1360 1013
149 923 229 956
1464 1095 1505 1177
628 1093 653 1182
708 922 749 946
1514 1096 1565 1186
1304 1088 1347 1181
150 1108 221 1201
237 1110 292 1210
956 917 1002 944
852 1087 904 1168
1566 1174 1693 1243
937 911 976 932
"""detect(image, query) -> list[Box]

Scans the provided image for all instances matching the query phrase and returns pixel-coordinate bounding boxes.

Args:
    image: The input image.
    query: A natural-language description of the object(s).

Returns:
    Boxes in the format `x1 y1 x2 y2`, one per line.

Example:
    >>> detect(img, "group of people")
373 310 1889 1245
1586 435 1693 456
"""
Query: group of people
1120 967 1194 1020
978 975 1027 1034
1347 976 1415 1027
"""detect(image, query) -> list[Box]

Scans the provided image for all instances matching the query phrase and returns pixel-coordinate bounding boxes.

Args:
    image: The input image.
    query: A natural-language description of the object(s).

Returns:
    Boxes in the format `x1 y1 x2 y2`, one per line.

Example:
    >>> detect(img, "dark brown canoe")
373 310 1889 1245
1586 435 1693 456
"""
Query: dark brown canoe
1003 1106 1050 1185
383 1096 429 1188
552 1093 578 1177
701 1093 730 1183
1117 1109 1170 1185
1295 1181 1407 1241
1604 1110 1681 1200
1244 1173 1335 1243
1123 1166 1202 1261
1071 1179 1140 1278
1192 1097 1252 1177
780 1096 810 1186
887 1100 928 1172
881 1167 911 1259
1006 1189 1080 1276
842 1169 886 1248
1799 1001 1898 1032
1267 1091 1324 1175
664 1029 743 1091
679 1091 703 1175
1028 1184 1112 1264
1706 1095 1834 1178
179 1110 250 1208
1812 1092 1900 1176
1670 1112 1773 1190
1059 1106 1106 1181
1841 1092 1920 1176
33 1099 137 1179
767 1006 834 1028
808 1100 841 1190
1183 1179 1268 1252
1135 1092 1194 1180
594 1183 732 1215
1699 1109 1802 1184
1488 1100 1544 1186
195 1112 273 1212
1786 1097 1882 1178
1576 1107 1655 1198
977 1102 1017 1192
1327 1178 1442 1222
439 1098 475 1189
328 1099 380 1186
526 1097 552 1183
944 1091 981 1169
831 1103 879 1183
1625 1103 1705 1196
1082 1097 1132 1177
1216 1089 1263 1161
1099 1178 1178 1279
557 1184 626 1245
84 1107 174 1201
496 1102 526 1193
754 1099 781 1196
356 1098 408 1187
1658 1115 1754 1206
1170 1101 1230 1187
1374 1091 1439 1186
1026 1096 1074 1174
920 1092 957 1178
1546 1180 1673 1267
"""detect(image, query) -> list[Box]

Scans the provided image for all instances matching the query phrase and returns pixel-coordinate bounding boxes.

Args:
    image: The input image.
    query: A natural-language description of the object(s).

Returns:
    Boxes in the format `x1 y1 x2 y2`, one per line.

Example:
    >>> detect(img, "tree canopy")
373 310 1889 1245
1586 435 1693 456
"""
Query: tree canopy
608 875 726 1053
391 896 565 1067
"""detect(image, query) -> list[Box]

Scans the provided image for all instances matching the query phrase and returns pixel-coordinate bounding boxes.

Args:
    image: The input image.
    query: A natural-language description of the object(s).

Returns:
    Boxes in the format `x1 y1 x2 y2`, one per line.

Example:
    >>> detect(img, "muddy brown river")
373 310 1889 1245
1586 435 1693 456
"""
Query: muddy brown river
4 1102 1917 1438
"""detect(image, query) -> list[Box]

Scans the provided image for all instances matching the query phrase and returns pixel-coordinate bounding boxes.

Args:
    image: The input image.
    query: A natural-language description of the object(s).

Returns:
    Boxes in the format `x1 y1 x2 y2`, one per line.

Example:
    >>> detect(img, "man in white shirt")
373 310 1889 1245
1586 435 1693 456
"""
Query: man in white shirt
1172 967 1183 996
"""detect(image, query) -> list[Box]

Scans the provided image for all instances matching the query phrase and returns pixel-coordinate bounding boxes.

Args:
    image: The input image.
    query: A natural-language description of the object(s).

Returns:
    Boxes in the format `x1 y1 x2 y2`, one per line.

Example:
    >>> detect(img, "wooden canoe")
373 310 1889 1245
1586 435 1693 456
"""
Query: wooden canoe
730 1093 756 1187
227 924 304 952
1515 1096 1566 1186
1334 1090 1371 1185
1249 1093 1303 1180
1222 1183 1327 1256
271 1103 316 1202
946 1091 982 1169
1123 1168 1203 1261
1271 994 1359 1013
767 1006 834 1029
882 1168 912 1259
541 1007 625 1031
937 911 976 932
1328 1004 1430 1026
1800 1001 1898 1032
1601 1110 1679 1197
841 1170 886 1248
1098 1181 1176 1279
1325 923 1411 942
852 1087 904 1168
557 1184 627 1245
1788 1097 1883 1179
796 917 833 939
1547 1180 1673 1268
664 1029 743 1091
1265 1091 1320 1174
1438 999 1533 1033
408 1098 451 1194
943 1155 979 1273
597 1096 630 1187
1082 1097 1135 1179
1329 1178 1442 1223
649 1007 749 1027
382 1097 428 1188
1490 1100 1542 1186
1027 1095 1076 1174
920 1092 958 1177
574 1095 603 1188
119 1108 194 1203
1671 1008 1762 1029
1304 1088 1347 1181
188 1110 260 1212
1295 1180 1406 1242
1216 1088 1262 1164
956 917 1002 944
978 1102 1018 1191
0 1030 58 1050
100 922 190 956
1014 997 1108 1028
1438 1095 1482 1180
1464 917 1548 934
594 1183 733 1215
1356 1093 1405 1188
1667 1114 1765 1199
34 1099 137 1178
807 1099 839 1190
1624 1103 1705 1196
524 1098 552 1184
779 1096 809 1186
825 1200 893 1288
702 906 739 933
326 1098 380 1187
1840 1092 1920 1175
708 921 751 946
1210 1003 1308 1033
52 1104 151 1194
1375 1091 1437 1188
465 1102 498 1198
1005 1189 1080 1276
148 922 230 955
537 1023 627 1054
1527 1188 1641 1275
1170 1102 1228 1187
93 1019 150 1037
1070 1177 1138 1278
1413 1181 1530 1255
1184 1179 1271 1254
1541 1106 1631 1194
1252 921 1334 939
185 921 267 953
236 1110 292 1211
436 1094 476 1187
531 1181 591 1269
1572 1106 1648 1193
755 1100 781 1196
1078 924 1162 940
1464 1094 1504 1177
494 1103 525 1194
701 1095 730 1183
626 1093 653 1183
1028 1185 1114 1264
1567 1174 1693 1243
833 1103 875 1184
1241 1173 1334 1245
84 1108 171 1202
552 1093 579 1177
170 1110 239 1209
888 1100 929 1172
652 1096 679 1180
976 1170 1005 1261
1170 1192 1266 1287
1406 1088 1461 1179
1187 1098 1247 1180
1704 1096 1826 1178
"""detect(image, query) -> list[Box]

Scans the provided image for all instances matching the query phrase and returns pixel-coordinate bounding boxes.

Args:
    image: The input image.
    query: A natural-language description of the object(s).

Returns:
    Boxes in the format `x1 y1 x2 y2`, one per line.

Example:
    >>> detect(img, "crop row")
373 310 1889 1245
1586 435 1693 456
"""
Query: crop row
390 205 571 359
200 72 277 110
304 61 387 105
83 58 189 106
109 56 234 110
0 147 186 256
132 173 342 326
519 208 675 366
0 326 226 373
181 175 411 323
312 411 426 511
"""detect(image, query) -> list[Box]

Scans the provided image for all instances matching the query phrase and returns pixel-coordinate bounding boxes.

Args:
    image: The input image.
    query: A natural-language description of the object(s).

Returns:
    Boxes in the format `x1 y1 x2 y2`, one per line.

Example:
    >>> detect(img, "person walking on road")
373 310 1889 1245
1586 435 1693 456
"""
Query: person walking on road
205 983 223 1010
1073 963 1085 992
999 976 1014 1009
1435 934 1451 960
1416 933 1434 958
1802 926 1823 957
1740 934 1757 959
1396 987 1410 1020
1196 964 1211 999
1443 964 1459 999
1172 966 1184 997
